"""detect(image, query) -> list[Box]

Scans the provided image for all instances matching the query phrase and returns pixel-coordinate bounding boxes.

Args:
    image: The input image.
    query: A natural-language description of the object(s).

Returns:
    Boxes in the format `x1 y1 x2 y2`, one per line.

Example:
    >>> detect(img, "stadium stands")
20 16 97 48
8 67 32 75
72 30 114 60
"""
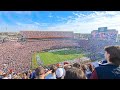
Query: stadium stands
0 28 120 79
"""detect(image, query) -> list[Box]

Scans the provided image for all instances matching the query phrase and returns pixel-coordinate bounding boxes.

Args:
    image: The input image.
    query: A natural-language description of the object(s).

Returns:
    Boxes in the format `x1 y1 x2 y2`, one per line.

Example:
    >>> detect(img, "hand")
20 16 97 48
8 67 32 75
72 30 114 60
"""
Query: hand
45 70 52 76
47 70 52 74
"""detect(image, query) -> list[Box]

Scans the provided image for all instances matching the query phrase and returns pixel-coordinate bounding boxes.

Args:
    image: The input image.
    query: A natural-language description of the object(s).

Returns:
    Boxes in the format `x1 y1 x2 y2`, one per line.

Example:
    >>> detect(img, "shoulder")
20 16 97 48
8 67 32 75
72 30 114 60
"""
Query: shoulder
94 64 112 75
97 63 119 69
95 63 119 74
45 74 52 79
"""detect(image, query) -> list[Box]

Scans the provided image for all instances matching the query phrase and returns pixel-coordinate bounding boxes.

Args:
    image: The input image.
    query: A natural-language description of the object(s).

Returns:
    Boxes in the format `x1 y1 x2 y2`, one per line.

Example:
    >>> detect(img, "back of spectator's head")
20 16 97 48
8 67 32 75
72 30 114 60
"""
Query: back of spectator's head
104 46 120 65
50 65 57 73
64 65 72 70
35 66 45 77
64 67 87 79
73 63 81 68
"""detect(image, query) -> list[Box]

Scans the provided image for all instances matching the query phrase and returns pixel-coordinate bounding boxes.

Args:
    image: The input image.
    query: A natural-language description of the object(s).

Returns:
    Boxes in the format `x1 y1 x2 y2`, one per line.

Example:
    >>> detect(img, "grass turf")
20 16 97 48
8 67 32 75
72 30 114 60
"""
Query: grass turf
31 48 85 69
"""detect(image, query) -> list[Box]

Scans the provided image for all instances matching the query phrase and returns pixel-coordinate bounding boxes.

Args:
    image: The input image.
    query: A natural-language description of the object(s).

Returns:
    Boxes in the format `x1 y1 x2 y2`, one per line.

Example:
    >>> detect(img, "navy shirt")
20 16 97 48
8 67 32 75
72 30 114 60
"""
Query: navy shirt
91 63 120 79
30 71 36 79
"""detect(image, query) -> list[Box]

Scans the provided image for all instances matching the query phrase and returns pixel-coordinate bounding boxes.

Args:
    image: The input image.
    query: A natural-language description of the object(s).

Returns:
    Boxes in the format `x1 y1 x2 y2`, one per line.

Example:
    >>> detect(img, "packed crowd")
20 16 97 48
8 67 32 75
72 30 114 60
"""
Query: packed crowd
0 30 120 79
20 31 74 39
0 60 95 79
0 45 120 79
0 39 78 73
77 39 120 60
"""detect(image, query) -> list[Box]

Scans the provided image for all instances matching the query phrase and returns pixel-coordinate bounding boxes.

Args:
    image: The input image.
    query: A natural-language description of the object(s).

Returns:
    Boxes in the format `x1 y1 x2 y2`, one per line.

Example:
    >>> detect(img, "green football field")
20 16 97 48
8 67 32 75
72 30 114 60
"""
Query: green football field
31 48 85 69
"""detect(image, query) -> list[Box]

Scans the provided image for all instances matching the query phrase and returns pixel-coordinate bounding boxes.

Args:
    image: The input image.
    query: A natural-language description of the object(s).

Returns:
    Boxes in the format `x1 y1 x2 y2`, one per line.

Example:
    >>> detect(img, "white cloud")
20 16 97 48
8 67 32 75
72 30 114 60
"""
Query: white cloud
56 16 68 22
45 11 120 33
1 11 120 33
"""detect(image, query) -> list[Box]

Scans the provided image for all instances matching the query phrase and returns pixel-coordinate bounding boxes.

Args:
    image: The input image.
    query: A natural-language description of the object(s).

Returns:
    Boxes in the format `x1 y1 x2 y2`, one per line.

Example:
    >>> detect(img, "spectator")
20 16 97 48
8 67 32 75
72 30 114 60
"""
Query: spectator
73 63 81 69
35 67 45 79
22 72 28 79
29 69 36 79
45 65 57 79
90 46 120 79
64 67 87 79
35 66 52 79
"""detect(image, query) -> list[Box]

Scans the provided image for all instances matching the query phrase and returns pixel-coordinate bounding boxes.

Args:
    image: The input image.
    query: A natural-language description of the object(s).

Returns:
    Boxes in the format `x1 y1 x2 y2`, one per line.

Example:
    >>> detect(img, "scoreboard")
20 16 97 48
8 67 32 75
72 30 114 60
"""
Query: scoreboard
98 27 107 32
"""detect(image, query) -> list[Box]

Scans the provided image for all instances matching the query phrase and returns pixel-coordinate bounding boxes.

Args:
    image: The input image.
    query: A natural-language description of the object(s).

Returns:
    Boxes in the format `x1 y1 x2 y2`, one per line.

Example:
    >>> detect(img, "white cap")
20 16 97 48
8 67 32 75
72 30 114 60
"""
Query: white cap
56 68 64 78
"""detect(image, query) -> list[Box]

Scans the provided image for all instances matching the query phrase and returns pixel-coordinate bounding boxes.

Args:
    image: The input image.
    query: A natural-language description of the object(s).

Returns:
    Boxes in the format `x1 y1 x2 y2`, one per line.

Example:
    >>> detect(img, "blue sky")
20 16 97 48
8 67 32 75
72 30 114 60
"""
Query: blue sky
0 11 120 33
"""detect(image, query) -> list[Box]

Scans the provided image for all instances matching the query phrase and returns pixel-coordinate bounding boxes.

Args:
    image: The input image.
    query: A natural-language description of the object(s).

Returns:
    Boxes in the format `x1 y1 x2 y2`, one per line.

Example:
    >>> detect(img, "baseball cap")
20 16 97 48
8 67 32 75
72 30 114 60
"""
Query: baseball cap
56 68 64 78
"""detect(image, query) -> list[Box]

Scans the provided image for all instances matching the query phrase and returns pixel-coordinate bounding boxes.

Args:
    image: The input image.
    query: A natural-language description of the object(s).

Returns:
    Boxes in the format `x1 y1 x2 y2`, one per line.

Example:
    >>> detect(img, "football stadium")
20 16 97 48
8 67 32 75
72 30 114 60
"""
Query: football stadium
0 11 120 79
0 26 120 79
